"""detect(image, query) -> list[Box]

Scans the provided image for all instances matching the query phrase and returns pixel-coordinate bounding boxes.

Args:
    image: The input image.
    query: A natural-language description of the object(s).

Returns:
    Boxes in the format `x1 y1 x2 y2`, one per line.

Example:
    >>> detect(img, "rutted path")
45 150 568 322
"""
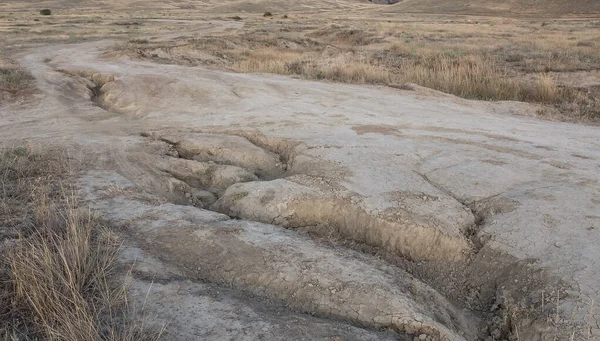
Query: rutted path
2 19 600 340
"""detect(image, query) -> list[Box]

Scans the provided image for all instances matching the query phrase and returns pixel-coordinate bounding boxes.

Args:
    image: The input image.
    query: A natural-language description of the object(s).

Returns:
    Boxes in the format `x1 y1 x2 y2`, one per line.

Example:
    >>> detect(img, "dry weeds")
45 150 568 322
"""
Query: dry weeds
0 59 34 100
2 5 597 122
400 55 522 100
122 16 599 122
232 49 398 84
0 144 159 341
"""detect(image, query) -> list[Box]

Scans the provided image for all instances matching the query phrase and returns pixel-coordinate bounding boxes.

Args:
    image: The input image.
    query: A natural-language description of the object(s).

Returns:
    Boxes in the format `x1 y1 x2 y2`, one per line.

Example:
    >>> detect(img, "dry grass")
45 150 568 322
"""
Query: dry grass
0 65 34 97
2 4 597 122
401 55 575 103
124 16 597 122
400 55 522 100
164 34 583 107
0 144 67 233
296 54 396 83
0 144 159 341
231 49 398 84
531 73 565 103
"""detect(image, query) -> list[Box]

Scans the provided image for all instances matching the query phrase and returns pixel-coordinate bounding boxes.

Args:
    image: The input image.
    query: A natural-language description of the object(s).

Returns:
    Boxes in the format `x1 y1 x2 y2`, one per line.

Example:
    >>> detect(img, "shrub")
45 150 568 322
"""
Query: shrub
263 12 273 17
129 38 149 44
0 67 34 95
39 9 52 15
231 16 242 21
577 41 593 47
334 29 373 46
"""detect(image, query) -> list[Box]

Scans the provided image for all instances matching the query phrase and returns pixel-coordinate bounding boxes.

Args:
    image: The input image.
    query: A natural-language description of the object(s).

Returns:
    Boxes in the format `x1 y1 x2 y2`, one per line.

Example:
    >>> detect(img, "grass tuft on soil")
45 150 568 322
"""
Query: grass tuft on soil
0 144 159 341
0 67 34 96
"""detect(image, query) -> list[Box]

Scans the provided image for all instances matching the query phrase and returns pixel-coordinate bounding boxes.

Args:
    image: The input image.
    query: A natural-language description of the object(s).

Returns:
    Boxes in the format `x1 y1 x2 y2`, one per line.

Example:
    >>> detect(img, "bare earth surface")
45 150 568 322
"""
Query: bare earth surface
1 17 600 341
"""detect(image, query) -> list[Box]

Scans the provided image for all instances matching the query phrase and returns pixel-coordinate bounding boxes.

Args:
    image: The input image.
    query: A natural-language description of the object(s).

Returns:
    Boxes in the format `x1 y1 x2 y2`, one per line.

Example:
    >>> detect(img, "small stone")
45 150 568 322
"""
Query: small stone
419 334 427 340
491 328 502 339
166 148 179 157
191 189 217 205
185 192 191 198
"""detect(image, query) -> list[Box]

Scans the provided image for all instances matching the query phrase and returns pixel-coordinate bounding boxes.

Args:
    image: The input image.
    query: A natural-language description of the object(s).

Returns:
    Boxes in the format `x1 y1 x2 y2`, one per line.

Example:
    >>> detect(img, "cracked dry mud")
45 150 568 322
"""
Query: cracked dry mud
2 20 600 341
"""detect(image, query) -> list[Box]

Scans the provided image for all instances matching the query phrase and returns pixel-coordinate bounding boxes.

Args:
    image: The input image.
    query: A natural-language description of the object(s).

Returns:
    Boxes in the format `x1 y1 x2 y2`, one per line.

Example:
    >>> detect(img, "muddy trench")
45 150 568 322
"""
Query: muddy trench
134 129 559 340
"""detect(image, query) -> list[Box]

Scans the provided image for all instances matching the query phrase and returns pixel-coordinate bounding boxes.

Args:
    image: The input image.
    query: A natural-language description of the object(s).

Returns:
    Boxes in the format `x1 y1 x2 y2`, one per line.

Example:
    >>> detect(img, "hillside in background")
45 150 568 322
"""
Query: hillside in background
378 0 600 17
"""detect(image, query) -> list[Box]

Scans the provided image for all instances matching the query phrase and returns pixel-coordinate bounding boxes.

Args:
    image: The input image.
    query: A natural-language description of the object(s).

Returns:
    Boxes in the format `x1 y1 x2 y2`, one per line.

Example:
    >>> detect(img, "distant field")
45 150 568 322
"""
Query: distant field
111 12 600 122
2 0 599 122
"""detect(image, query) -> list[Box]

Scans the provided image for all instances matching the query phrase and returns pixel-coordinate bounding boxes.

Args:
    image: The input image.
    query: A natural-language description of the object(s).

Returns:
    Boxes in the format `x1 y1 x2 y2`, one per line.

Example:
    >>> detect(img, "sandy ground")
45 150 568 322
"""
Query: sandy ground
1 16 600 341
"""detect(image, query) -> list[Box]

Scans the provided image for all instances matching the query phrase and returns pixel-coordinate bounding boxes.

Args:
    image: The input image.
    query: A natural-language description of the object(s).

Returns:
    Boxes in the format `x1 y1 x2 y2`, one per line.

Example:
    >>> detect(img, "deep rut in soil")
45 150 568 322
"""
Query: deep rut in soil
144 130 473 262
100 129 557 341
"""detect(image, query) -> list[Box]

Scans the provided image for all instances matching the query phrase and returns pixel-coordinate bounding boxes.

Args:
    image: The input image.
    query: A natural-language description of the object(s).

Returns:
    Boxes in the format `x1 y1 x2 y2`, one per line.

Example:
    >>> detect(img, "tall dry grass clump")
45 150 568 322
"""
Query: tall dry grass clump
0 144 158 341
529 73 568 104
232 49 397 84
399 55 582 108
3 205 127 340
0 66 34 95
400 55 523 101
231 48 295 74
0 144 67 230
297 54 398 84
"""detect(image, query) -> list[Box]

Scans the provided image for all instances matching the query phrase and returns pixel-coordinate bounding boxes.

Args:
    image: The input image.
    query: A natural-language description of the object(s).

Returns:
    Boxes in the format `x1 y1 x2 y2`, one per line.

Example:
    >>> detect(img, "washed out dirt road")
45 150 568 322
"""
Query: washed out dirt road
2 19 599 340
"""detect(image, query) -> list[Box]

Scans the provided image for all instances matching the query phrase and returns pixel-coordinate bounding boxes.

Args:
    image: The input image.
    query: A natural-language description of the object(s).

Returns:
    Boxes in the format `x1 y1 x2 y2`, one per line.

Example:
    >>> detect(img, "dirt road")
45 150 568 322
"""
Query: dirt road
2 19 599 340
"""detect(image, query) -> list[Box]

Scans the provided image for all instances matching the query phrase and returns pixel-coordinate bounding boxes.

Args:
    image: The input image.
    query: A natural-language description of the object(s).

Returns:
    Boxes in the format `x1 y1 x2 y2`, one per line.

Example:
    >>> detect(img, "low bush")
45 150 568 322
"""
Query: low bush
129 38 149 44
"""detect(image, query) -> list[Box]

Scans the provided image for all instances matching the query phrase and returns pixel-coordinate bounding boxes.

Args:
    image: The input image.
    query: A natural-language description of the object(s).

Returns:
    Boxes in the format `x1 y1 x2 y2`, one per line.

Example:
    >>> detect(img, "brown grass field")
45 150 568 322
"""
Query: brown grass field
112 11 600 122
1 2 599 123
